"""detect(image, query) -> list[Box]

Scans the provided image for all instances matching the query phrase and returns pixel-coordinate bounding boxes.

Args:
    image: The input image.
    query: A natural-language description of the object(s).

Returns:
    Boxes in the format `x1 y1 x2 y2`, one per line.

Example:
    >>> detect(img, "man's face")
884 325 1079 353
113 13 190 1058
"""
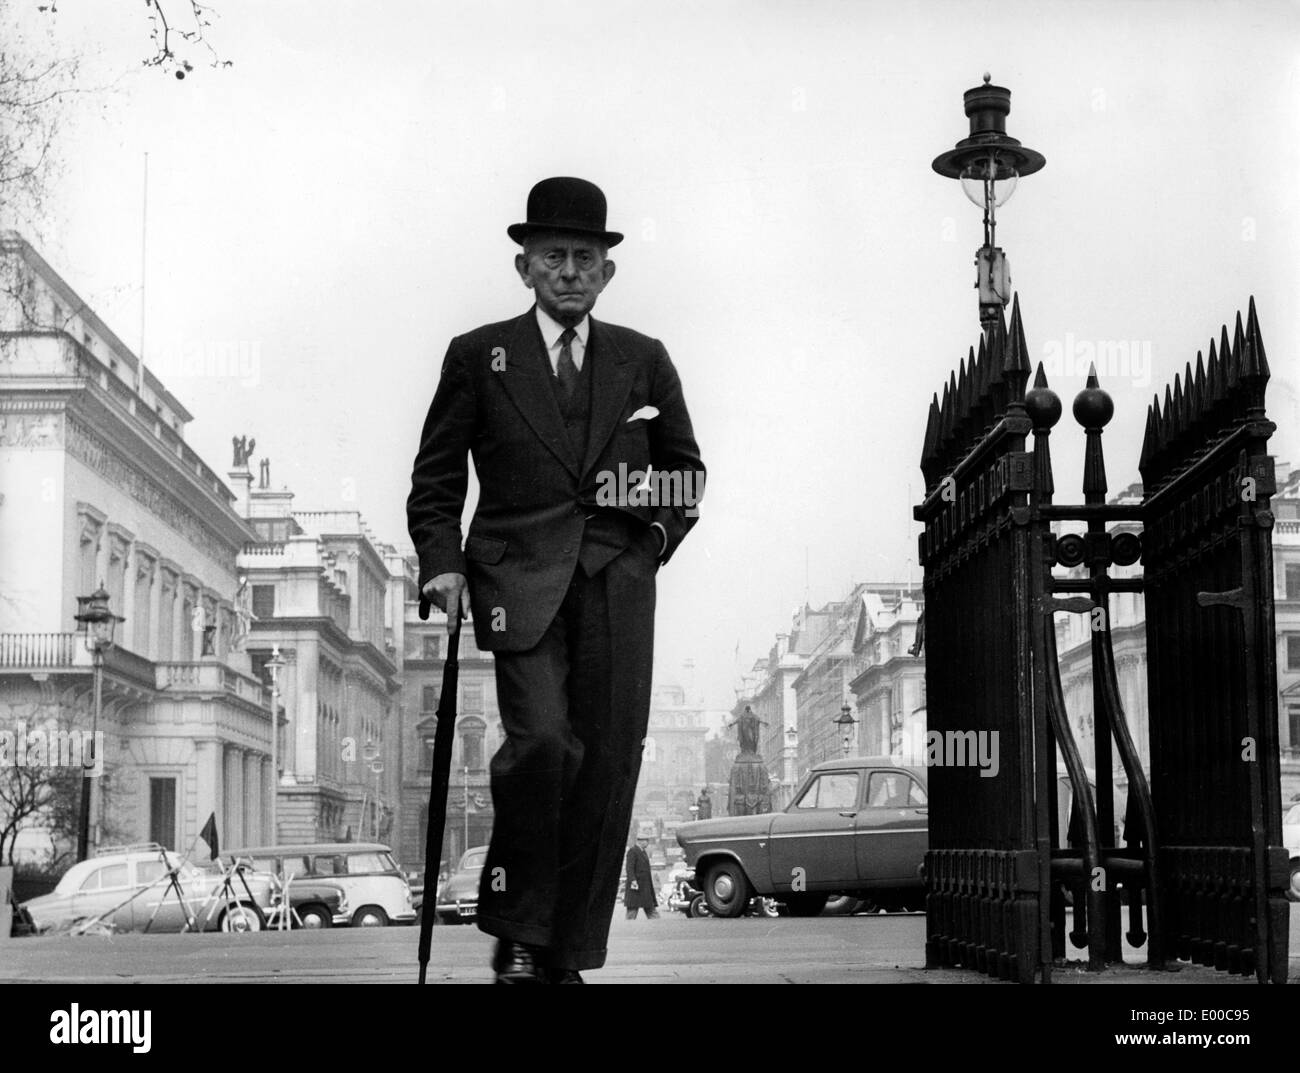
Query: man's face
515 232 615 326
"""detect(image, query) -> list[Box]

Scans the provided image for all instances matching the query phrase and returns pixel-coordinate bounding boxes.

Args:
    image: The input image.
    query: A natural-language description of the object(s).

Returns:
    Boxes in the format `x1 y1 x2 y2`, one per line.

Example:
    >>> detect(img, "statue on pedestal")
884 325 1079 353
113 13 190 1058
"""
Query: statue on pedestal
727 705 773 816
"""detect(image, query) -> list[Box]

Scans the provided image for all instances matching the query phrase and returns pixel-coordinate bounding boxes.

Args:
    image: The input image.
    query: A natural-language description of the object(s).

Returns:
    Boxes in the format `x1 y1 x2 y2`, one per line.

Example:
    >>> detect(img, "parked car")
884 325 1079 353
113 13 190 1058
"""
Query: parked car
435 846 487 925
1283 801 1300 901
21 844 275 934
214 853 349 928
225 843 415 927
676 758 929 918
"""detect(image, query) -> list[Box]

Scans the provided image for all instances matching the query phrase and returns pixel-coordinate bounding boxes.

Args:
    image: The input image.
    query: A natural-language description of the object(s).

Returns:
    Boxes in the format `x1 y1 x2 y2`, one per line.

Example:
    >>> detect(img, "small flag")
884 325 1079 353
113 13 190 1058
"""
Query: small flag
200 812 219 861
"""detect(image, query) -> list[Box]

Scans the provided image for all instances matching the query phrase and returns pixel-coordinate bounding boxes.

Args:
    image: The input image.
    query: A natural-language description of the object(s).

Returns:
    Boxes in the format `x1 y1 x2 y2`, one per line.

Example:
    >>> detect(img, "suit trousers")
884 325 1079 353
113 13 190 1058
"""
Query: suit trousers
476 535 657 971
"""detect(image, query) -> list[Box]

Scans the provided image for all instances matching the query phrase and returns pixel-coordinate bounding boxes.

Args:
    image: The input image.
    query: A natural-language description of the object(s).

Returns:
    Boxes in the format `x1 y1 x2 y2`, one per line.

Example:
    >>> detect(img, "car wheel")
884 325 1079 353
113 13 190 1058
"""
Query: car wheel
783 893 829 917
352 905 389 927
687 894 711 918
821 895 862 916
702 860 751 918
297 904 331 929
219 903 265 933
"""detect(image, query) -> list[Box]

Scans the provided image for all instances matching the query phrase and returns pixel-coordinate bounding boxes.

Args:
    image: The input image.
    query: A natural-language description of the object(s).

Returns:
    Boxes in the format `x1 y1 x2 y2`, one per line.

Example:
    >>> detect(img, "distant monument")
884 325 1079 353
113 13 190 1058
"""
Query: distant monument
727 706 773 816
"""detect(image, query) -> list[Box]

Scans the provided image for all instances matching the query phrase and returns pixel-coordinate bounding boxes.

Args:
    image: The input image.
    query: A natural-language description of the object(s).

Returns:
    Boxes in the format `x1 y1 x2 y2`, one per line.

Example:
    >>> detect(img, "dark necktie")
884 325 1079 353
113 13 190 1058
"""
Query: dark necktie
556 327 578 402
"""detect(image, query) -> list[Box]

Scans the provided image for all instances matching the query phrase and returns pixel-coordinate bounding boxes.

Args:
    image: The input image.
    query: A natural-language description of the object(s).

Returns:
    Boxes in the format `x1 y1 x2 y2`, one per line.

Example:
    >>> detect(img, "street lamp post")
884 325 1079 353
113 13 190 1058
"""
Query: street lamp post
463 766 470 852
361 739 383 840
833 704 859 759
931 73 1045 335
264 646 285 845
74 585 122 862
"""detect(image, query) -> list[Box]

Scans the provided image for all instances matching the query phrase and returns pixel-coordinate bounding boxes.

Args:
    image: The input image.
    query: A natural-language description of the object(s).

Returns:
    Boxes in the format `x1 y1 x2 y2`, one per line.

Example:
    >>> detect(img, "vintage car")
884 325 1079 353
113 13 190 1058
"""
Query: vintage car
21 844 276 934
435 845 488 925
676 757 928 917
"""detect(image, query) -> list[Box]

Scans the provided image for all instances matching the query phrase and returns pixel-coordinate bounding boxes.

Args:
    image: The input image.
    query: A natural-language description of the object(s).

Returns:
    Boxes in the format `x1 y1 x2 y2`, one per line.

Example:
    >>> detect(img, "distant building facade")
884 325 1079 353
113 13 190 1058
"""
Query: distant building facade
0 232 271 860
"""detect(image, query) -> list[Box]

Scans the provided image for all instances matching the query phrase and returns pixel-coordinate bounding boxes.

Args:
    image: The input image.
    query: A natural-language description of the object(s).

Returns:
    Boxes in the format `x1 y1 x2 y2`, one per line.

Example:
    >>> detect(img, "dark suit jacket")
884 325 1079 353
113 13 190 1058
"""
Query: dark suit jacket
407 308 705 652
624 845 656 909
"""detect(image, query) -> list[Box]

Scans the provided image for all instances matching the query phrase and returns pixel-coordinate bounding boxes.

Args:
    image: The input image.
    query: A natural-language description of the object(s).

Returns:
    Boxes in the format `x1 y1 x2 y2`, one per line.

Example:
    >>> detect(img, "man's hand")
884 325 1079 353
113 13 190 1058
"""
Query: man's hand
629 881 638 891
422 573 470 633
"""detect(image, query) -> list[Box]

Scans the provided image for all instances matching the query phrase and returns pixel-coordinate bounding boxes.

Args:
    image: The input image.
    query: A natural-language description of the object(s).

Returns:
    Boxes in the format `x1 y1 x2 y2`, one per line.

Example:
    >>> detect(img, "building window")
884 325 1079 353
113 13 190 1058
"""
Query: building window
1289 708 1300 753
460 718 485 771
149 777 177 850
1288 635 1300 672
251 584 275 619
422 685 438 712
462 682 483 713
423 635 441 660
1286 563 1300 601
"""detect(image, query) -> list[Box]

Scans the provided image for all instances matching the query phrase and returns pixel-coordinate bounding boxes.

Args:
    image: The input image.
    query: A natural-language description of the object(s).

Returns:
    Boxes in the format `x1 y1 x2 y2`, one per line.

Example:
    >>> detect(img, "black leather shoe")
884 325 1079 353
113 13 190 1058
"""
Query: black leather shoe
545 967 584 984
493 940 546 984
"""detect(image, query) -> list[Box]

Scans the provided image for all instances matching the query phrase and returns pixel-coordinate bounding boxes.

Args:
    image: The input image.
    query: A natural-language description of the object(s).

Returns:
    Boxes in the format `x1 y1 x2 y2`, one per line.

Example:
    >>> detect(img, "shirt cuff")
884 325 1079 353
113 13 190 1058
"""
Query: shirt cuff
650 522 668 559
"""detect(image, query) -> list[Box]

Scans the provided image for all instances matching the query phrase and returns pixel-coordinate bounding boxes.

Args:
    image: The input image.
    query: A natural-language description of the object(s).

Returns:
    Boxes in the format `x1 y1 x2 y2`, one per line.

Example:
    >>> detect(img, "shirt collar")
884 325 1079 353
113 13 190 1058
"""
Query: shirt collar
535 305 589 349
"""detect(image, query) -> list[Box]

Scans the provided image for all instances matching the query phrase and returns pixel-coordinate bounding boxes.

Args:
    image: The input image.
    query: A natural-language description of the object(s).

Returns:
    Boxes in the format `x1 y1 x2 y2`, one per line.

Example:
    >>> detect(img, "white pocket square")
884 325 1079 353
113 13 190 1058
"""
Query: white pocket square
627 406 659 422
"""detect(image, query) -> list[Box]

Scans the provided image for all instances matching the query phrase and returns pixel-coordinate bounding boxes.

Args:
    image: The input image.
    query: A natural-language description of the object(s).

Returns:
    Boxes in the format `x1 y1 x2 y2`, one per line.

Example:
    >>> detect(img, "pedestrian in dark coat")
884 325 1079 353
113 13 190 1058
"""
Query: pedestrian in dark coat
624 836 659 919
407 177 702 982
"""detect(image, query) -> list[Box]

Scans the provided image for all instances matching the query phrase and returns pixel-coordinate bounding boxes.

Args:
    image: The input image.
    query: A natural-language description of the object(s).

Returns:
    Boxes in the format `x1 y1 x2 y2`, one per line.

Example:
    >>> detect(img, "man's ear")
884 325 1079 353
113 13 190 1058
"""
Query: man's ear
601 259 616 286
514 252 533 287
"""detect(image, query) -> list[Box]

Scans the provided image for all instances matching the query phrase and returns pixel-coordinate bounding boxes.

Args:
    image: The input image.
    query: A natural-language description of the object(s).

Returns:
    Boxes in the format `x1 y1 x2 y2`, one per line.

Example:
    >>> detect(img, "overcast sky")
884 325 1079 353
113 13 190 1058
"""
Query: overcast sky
17 0 1300 713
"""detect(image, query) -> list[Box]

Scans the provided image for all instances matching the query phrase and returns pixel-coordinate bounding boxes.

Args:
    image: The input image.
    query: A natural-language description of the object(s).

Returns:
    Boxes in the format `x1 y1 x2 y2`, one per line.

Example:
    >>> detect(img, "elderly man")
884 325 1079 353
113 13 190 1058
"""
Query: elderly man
408 177 704 983
624 834 659 920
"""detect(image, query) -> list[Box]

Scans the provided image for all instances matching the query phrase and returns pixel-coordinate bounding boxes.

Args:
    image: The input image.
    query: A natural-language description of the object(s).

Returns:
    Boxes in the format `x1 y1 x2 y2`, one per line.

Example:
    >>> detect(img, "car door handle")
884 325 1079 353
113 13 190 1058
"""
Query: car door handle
914 808 929 815
839 811 858 818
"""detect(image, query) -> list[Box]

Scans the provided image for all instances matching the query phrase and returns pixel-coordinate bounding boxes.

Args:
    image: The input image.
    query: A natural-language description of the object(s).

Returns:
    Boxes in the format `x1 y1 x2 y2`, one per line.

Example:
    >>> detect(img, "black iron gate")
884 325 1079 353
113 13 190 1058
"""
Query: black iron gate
915 296 1286 983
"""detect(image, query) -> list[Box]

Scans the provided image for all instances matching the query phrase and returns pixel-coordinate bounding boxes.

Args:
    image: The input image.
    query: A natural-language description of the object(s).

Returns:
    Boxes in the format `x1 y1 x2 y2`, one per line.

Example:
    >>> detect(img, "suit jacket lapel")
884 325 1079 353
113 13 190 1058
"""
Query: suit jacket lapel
498 310 581 478
581 317 636 479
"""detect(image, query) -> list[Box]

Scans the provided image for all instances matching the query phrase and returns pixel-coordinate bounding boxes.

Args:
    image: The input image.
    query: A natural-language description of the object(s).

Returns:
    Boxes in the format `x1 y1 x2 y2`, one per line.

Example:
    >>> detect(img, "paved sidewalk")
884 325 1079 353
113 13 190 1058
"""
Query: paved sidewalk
2 909 1294 983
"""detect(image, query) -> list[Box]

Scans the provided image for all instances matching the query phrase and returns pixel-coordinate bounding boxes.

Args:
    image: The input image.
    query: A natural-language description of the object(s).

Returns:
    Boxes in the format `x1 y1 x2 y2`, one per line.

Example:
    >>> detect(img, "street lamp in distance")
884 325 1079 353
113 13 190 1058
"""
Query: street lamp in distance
74 585 122 861
833 704 858 759
264 646 286 846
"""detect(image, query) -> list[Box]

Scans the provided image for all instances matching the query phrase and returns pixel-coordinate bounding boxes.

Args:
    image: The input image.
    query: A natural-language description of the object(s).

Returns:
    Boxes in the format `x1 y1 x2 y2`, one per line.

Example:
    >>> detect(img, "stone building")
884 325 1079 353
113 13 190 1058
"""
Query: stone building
397 568 501 872
847 588 925 764
636 680 708 827
235 484 405 849
0 232 272 860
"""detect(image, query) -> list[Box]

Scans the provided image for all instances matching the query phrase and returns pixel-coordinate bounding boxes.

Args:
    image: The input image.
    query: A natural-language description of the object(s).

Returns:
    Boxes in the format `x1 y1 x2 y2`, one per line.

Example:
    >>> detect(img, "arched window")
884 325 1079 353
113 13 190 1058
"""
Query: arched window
459 717 486 772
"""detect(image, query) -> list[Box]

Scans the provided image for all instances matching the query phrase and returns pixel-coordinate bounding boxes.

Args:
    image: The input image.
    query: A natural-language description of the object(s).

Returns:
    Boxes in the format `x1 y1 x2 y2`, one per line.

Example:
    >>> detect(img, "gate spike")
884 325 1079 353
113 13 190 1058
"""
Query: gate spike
1171 371 1184 441
940 376 955 455
1206 337 1222 410
986 307 1007 415
921 391 940 472
1139 395 1159 479
1003 293 1030 406
1170 382 1180 450
958 351 972 428
1222 324 1238 388
1241 297 1270 381
1184 360 1198 429
1193 351 1207 422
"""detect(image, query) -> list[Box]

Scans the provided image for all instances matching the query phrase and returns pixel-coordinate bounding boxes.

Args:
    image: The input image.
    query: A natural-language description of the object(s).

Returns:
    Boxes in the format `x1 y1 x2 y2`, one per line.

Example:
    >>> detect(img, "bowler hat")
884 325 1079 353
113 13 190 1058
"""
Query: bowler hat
508 176 624 247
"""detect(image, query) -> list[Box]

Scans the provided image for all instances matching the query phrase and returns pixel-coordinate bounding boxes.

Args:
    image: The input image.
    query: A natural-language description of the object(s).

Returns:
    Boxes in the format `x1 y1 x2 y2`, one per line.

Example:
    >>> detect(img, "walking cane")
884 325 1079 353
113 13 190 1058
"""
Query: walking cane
417 592 461 984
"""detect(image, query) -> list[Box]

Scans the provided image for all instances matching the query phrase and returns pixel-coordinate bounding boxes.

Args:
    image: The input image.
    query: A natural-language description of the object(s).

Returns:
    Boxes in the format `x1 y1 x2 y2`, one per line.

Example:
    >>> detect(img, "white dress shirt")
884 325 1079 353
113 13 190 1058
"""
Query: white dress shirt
535 306 589 375
533 306 667 559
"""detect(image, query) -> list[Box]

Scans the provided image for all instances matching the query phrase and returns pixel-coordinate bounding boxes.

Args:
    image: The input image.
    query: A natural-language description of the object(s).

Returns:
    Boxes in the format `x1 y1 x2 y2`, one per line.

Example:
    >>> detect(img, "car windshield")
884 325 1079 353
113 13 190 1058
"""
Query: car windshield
460 849 488 871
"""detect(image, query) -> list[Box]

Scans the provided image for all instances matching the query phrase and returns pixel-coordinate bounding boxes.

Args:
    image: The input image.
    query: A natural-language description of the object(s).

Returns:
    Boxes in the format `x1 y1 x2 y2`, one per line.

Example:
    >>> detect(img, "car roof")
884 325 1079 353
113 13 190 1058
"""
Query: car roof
225 843 393 855
810 755 927 779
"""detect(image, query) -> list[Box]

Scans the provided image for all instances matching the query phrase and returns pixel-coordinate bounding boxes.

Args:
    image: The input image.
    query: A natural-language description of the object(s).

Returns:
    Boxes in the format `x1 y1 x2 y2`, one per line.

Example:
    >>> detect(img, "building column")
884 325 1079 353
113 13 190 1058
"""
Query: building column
243 751 262 848
193 739 221 851
261 757 273 843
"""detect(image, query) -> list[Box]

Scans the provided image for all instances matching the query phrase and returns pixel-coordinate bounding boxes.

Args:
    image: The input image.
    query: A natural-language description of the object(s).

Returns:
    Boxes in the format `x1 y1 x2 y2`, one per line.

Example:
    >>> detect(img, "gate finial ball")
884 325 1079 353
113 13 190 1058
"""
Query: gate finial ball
1025 362 1062 429
1072 364 1114 429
